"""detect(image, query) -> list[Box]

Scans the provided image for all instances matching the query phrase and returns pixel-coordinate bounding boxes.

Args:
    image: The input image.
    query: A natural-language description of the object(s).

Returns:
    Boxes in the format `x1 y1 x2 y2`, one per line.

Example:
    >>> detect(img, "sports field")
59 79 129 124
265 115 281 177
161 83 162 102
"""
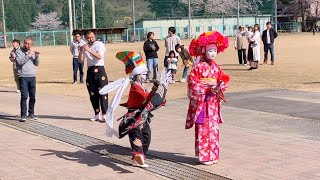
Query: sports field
0 33 319 100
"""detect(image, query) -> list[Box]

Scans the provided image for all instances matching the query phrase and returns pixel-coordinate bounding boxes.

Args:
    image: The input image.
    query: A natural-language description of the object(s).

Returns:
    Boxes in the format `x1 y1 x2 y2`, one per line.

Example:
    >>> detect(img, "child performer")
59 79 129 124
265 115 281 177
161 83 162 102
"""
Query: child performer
99 51 168 168
186 31 230 165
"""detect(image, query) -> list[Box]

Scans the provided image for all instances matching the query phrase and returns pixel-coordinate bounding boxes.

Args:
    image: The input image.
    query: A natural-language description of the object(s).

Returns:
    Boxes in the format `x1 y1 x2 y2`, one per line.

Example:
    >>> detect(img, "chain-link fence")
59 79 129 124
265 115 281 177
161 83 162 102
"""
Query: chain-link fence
0 21 302 47
1 31 70 47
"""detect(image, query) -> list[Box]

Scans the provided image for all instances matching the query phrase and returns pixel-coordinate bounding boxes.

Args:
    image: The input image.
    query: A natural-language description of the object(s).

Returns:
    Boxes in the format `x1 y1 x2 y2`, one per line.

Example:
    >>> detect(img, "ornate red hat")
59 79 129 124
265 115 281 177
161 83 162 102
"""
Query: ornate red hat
189 31 229 57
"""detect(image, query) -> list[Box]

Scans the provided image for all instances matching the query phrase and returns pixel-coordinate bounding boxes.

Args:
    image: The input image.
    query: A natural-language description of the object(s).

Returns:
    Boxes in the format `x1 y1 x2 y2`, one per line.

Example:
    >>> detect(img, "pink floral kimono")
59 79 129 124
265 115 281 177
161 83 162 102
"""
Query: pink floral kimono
186 60 228 162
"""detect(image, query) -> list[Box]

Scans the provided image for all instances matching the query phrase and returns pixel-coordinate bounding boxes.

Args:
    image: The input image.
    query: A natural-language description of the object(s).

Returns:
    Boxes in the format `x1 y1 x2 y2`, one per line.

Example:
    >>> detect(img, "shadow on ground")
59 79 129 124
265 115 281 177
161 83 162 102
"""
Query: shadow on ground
37 81 72 84
223 69 250 71
38 115 91 121
0 114 19 120
0 114 92 121
303 82 320 84
33 143 199 174
32 148 133 174
0 90 17 93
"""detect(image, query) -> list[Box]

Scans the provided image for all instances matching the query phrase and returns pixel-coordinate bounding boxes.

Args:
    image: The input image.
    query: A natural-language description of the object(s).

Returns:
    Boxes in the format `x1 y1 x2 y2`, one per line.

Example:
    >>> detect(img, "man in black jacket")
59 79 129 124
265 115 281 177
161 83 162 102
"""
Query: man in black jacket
262 22 278 65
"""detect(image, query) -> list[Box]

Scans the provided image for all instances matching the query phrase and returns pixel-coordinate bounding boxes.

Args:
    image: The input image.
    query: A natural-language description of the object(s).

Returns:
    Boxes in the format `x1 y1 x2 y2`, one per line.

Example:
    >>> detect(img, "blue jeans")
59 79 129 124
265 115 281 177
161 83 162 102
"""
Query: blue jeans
264 44 275 63
147 58 158 80
73 58 84 82
19 77 36 117
182 66 189 79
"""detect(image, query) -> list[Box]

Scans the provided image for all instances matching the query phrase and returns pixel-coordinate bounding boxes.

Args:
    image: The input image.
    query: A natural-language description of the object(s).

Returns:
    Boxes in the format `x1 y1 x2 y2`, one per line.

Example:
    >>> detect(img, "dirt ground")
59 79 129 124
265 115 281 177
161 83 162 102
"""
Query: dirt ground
0 33 319 100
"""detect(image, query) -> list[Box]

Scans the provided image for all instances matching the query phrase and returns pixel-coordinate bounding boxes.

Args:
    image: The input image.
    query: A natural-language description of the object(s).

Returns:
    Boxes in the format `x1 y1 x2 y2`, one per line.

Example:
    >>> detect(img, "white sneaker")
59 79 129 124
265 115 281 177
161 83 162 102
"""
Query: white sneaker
100 114 107 122
132 162 149 168
132 154 149 168
90 114 100 121
180 78 186 83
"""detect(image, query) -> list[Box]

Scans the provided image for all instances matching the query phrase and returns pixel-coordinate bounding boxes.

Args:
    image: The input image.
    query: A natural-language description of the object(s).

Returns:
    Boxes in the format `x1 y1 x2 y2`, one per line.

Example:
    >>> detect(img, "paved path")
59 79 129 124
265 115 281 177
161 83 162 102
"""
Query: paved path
1 86 320 179
0 125 161 180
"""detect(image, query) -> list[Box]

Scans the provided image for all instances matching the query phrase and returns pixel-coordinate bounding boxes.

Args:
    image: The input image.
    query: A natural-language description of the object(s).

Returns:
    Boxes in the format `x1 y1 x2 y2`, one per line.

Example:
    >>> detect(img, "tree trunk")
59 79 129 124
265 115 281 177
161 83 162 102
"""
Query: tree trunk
299 0 307 32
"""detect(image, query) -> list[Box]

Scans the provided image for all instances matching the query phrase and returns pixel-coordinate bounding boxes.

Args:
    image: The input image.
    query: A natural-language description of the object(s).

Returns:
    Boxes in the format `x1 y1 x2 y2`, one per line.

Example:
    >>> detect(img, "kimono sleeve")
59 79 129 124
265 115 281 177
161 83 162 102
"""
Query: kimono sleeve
217 66 229 92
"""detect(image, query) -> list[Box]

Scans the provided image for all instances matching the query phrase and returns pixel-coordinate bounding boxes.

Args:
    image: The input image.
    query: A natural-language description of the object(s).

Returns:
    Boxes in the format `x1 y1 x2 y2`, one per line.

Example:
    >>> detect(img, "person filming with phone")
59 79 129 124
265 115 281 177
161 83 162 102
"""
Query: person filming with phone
15 37 40 122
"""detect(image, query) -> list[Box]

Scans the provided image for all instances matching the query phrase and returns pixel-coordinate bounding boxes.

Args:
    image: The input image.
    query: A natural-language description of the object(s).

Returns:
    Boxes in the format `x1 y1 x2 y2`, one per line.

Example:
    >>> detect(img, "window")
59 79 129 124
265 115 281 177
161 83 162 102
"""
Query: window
196 27 200 32
184 27 188 33
208 26 213 31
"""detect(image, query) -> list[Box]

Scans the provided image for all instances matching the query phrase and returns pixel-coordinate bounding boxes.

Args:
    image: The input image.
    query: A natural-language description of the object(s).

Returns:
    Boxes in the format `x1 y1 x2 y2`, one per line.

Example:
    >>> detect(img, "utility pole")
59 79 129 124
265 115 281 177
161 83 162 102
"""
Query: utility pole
237 0 240 28
1 0 6 48
81 0 84 29
92 0 96 28
132 0 136 37
188 0 191 39
314 1 319 35
73 0 77 29
275 0 278 32
68 0 73 43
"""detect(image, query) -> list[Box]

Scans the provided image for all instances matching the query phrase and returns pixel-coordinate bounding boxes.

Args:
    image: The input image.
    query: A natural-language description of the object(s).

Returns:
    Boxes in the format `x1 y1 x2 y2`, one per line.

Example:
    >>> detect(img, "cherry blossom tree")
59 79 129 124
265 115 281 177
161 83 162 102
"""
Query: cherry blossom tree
282 0 320 31
180 0 263 16
32 12 62 31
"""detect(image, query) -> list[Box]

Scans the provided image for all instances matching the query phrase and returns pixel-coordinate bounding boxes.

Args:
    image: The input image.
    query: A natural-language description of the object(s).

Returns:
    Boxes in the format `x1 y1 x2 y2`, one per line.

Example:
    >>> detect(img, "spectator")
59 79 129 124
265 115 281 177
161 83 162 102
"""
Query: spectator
15 37 40 122
234 25 248 65
143 32 159 82
9 39 21 93
249 24 261 70
175 44 193 83
262 22 278 65
70 30 86 84
164 27 181 68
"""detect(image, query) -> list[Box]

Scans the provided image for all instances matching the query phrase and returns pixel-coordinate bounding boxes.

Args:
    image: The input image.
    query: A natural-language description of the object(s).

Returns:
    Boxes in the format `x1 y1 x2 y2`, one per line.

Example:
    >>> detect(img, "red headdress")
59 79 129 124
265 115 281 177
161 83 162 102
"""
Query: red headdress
189 31 229 57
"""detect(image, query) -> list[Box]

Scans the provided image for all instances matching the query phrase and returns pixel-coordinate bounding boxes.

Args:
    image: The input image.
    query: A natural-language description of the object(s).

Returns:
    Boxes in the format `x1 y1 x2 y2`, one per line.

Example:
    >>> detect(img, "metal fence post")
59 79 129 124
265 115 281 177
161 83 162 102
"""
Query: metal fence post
53 31 56 46
39 32 42 46
160 26 163 40
66 31 69 46
126 29 129 42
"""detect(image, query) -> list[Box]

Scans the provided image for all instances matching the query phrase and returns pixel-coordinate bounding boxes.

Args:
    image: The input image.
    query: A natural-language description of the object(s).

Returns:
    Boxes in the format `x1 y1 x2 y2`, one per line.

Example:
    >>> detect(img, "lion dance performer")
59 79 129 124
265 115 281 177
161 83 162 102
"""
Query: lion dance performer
186 31 230 165
99 51 169 168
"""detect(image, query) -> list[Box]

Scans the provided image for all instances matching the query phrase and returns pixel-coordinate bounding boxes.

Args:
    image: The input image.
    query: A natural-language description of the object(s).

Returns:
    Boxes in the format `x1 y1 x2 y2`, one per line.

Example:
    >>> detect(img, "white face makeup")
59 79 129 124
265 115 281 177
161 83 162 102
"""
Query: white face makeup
205 44 218 60
137 70 148 82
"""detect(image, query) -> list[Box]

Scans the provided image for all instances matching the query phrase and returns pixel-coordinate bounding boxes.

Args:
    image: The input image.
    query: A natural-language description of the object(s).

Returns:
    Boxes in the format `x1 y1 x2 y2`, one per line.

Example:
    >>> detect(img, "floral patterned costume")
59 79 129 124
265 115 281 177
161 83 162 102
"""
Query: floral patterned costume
186 60 228 162
186 31 230 163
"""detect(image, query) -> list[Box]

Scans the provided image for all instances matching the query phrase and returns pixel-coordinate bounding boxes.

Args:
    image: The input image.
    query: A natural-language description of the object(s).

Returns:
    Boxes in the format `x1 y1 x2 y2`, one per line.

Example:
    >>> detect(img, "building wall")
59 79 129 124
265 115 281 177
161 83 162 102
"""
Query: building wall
137 16 271 40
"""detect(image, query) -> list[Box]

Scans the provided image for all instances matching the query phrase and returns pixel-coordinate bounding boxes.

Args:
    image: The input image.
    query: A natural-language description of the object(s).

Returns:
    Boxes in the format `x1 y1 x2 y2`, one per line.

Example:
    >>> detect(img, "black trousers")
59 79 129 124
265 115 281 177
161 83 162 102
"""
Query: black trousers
237 49 247 64
128 121 151 156
86 66 108 115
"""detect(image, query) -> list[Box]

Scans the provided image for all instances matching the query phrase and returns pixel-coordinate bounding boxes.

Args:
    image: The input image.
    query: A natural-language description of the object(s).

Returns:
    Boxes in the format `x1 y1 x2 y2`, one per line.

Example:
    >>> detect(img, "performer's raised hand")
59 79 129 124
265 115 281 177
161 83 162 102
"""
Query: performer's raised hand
152 80 160 92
